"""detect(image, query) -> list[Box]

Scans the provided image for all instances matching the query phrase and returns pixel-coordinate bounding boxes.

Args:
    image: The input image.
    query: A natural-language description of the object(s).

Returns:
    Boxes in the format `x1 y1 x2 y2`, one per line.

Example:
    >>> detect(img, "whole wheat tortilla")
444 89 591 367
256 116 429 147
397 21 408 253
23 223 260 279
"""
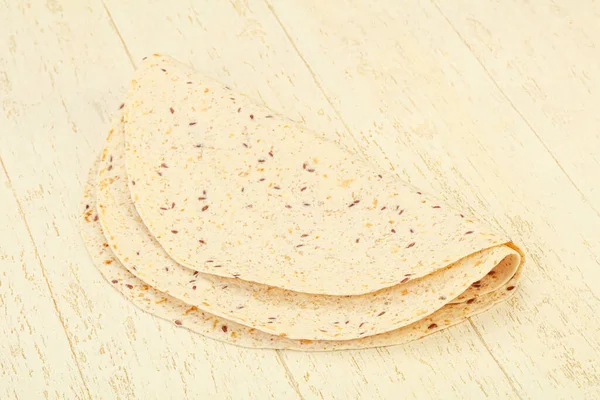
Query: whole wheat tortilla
82 159 524 350
124 55 517 295
97 113 521 340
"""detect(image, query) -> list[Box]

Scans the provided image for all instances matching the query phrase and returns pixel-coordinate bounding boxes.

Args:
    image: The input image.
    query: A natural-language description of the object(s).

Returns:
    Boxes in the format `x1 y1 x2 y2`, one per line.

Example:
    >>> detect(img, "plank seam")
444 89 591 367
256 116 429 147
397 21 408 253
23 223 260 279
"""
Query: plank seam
275 351 306 400
467 319 524 399
263 0 402 172
101 1 137 67
0 157 92 400
431 0 600 219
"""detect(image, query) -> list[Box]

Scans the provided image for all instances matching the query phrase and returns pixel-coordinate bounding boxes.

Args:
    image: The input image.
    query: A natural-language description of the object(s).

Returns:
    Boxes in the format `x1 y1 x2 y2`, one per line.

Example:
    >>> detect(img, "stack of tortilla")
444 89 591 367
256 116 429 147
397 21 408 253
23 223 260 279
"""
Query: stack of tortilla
80 54 524 351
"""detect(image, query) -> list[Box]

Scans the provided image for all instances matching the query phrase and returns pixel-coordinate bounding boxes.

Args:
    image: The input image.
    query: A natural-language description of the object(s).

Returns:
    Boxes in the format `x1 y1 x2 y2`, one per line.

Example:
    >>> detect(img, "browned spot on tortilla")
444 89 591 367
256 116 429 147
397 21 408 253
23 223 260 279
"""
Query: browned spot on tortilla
339 178 355 188
185 306 198 315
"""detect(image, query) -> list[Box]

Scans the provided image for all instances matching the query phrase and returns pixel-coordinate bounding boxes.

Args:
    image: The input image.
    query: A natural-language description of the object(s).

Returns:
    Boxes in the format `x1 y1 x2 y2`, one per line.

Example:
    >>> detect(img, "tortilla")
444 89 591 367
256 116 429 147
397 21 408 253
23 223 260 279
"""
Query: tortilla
123 54 518 295
97 114 521 340
81 158 524 350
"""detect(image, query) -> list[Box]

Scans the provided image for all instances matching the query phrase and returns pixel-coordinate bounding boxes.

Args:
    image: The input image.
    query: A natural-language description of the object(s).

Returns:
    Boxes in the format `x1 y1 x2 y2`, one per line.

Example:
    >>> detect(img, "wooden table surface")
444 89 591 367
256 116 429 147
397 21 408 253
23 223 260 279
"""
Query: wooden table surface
1 1 599 399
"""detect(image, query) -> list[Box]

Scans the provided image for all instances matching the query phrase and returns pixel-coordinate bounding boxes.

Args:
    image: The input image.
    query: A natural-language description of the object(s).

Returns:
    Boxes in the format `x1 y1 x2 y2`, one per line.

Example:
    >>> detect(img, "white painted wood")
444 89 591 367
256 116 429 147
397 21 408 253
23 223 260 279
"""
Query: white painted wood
435 0 600 210
1 0 599 398
0 166 89 400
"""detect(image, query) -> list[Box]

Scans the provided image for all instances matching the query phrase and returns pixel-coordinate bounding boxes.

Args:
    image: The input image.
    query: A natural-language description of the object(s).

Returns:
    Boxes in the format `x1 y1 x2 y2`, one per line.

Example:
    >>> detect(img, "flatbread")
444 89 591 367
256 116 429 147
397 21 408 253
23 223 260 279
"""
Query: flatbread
81 158 524 350
123 54 517 295
97 114 521 340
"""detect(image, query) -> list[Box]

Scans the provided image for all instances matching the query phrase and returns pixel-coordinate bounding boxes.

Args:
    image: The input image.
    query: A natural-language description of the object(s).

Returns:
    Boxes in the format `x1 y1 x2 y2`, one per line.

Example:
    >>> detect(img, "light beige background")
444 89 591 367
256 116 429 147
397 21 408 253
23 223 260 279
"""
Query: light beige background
1 1 599 399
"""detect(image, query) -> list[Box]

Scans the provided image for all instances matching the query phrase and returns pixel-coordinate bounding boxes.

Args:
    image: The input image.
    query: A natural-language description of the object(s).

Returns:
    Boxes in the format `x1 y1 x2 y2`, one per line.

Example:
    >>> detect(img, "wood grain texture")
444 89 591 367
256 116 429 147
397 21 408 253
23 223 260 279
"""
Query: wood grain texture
0 0 598 398
0 164 89 400
436 0 600 211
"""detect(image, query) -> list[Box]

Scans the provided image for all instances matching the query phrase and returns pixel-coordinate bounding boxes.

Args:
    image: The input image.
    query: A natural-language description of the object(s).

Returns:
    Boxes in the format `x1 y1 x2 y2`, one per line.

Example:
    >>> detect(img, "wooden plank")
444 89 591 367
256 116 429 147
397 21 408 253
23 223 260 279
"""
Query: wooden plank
435 0 600 210
266 0 600 398
282 330 520 399
0 1 298 398
101 0 527 398
0 166 89 400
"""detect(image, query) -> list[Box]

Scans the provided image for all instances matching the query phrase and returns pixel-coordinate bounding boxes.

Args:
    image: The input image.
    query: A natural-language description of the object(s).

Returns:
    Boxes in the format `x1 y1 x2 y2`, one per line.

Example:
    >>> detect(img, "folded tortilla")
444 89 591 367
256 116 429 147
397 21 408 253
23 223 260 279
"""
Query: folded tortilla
81 158 524 350
96 113 520 340
78 54 525 349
